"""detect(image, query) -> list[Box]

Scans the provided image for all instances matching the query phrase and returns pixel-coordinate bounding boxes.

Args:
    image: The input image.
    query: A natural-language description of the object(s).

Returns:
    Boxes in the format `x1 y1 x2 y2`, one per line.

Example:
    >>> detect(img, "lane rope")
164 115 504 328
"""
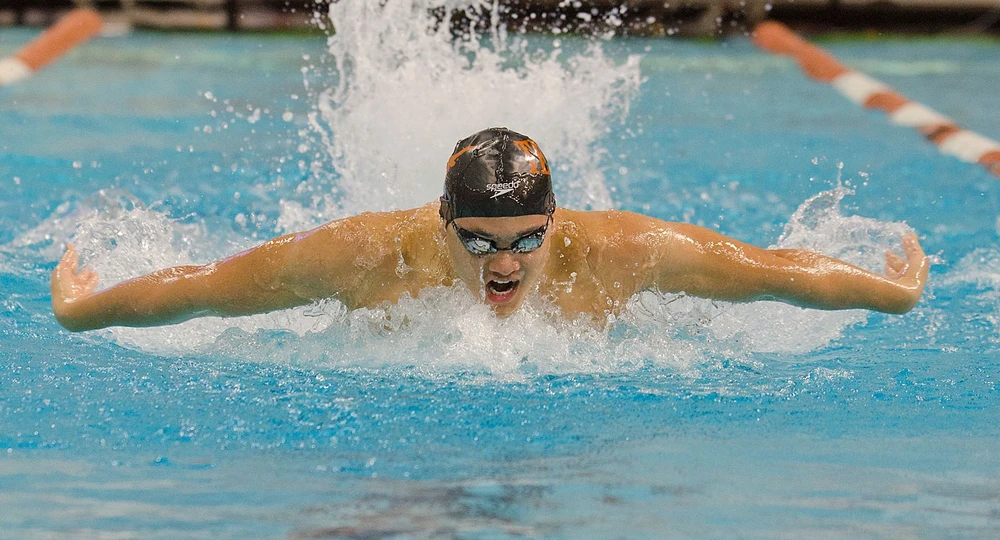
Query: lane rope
0 8 103 87
752 21 1000 178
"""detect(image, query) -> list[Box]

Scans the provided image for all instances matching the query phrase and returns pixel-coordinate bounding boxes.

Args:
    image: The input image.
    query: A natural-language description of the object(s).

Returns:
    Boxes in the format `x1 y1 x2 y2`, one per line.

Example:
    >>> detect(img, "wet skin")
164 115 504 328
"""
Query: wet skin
52 203 929 331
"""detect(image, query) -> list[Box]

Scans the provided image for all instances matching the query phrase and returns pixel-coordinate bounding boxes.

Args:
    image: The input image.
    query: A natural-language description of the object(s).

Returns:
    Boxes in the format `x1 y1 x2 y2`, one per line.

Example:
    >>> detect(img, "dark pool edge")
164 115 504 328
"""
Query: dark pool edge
1 2 998 39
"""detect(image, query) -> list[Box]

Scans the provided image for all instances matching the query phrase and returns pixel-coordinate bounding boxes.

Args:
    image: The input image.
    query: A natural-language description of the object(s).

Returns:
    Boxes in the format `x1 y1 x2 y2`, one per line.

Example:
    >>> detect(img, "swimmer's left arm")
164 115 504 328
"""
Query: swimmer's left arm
620 217 928 314
753 236 927 313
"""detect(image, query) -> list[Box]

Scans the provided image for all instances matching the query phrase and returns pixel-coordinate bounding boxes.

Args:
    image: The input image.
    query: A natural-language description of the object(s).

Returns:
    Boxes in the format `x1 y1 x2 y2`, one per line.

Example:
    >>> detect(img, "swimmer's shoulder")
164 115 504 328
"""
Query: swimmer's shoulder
311 203 444 260
551 207 661 270
308 203 440 241
286 204 447 307
551 208 697 290
393 203 448 264
553 207 682 248
284 204 440 266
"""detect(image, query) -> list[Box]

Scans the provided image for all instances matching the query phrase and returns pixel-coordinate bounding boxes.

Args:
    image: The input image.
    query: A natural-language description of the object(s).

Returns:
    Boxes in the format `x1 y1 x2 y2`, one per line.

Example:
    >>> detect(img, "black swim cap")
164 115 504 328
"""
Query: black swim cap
439 127 556 223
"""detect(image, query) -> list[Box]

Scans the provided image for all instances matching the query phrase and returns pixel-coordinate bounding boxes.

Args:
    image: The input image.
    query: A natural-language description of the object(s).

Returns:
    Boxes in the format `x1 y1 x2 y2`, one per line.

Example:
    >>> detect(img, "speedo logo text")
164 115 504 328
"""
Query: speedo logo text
487 180 521 199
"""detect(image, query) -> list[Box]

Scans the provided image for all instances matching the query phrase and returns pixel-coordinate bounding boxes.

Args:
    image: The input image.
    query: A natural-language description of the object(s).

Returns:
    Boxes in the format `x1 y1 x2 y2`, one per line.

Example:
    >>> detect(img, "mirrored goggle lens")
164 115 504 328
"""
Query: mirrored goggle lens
454 225 547 255
510 235 544 253
459 235 496 255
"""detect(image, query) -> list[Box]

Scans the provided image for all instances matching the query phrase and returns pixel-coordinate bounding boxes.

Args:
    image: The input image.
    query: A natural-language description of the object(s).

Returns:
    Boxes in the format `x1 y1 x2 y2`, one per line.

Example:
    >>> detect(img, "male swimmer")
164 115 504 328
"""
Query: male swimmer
52 127 928 331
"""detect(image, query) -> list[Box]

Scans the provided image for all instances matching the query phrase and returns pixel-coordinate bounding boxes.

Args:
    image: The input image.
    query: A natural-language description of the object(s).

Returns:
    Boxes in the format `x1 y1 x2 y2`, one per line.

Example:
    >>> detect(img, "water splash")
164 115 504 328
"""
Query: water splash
777 186 912 271
280 0 642 231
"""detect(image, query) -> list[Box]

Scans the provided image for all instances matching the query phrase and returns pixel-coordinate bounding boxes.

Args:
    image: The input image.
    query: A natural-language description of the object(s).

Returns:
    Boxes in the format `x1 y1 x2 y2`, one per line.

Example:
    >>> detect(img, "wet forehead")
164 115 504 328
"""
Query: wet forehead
452 215 549 238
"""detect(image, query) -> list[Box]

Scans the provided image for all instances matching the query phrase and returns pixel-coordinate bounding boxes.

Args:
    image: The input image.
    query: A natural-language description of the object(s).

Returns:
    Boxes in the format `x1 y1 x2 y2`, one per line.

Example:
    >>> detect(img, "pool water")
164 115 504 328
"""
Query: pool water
2 4 1000 537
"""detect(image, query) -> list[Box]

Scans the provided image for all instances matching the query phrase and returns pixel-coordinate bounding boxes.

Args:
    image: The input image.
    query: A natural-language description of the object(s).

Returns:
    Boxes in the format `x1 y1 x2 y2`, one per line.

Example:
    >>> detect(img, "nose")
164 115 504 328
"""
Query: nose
486 251 520 277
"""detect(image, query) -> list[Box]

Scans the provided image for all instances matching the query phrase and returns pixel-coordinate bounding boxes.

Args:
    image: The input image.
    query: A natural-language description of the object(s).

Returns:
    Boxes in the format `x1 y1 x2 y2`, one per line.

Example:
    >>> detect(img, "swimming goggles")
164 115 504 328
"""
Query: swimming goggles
451 219 550 256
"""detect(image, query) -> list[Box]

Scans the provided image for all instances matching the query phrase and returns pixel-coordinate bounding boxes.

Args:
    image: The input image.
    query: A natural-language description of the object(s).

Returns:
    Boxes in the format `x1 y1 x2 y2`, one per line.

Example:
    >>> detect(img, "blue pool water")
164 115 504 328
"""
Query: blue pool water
2 7 1000 537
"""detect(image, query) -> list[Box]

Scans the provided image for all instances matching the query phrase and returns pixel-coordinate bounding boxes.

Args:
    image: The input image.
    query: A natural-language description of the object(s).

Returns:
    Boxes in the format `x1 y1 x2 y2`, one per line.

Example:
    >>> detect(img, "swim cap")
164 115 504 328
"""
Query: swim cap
439 127 556 223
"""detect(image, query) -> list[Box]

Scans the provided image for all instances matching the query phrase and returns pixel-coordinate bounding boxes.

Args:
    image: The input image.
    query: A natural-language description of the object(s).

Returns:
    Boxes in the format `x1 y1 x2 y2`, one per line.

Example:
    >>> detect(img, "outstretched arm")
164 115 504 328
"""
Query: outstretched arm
52 237 314 332
616 216 928 314
51 210 416 332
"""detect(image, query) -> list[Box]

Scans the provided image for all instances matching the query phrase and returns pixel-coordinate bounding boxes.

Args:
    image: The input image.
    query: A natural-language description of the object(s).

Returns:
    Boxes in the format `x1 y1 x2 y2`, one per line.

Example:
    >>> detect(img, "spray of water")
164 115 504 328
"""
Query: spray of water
940 248 1000 341
279 0 641 231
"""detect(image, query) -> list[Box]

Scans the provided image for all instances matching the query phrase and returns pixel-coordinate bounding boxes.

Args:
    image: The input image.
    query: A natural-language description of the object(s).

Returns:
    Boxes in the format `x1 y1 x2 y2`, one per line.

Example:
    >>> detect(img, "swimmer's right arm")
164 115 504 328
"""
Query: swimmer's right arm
51 238 312 331
51 214 397 331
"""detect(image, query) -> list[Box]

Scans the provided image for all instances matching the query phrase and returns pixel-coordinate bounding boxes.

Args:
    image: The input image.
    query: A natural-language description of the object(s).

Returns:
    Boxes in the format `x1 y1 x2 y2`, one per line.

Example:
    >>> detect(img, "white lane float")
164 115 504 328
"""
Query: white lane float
753 20 1000 179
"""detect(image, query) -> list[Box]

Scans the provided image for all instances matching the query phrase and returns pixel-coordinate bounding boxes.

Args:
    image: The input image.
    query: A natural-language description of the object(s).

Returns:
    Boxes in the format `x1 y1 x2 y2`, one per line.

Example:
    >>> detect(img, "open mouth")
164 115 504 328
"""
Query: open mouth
486 279 519 304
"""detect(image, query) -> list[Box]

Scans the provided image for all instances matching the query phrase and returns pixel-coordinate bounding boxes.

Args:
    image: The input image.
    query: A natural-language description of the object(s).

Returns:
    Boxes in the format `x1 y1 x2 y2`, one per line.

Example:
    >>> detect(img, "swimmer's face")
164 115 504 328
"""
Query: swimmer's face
445 214 553 317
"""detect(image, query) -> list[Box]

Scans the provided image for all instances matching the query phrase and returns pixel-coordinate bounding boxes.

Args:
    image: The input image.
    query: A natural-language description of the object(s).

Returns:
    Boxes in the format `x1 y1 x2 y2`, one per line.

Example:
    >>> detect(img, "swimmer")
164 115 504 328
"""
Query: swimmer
51 127 929 331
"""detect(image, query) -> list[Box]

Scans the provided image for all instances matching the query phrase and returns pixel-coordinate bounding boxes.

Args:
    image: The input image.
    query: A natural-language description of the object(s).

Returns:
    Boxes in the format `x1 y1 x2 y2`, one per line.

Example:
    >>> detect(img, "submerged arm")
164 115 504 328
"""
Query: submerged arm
628 218 928 314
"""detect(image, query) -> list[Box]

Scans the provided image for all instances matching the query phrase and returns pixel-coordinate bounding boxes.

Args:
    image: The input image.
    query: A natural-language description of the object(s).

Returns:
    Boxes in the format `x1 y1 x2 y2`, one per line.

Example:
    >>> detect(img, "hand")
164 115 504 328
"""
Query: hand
883 234 929 309
51 244 99 328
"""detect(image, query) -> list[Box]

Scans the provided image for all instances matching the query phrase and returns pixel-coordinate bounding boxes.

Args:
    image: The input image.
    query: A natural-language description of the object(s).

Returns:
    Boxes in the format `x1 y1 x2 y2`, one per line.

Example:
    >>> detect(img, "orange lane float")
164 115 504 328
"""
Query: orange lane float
753 20 1000 178
0 8 103 87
